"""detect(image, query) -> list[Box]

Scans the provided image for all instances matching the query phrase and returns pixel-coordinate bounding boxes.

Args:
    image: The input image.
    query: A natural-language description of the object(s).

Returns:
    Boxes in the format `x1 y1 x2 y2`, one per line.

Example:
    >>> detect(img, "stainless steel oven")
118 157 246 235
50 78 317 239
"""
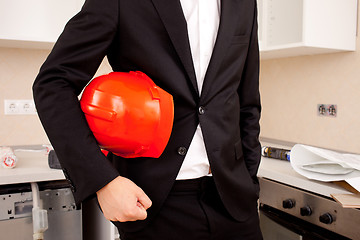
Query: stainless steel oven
259 178 360 240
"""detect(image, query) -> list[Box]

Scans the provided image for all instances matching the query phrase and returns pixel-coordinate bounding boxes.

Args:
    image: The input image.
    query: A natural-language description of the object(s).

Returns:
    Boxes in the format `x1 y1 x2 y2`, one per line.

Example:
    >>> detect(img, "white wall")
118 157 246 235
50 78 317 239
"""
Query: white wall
0 47 111 145
1 16 360 154
259 8 360 154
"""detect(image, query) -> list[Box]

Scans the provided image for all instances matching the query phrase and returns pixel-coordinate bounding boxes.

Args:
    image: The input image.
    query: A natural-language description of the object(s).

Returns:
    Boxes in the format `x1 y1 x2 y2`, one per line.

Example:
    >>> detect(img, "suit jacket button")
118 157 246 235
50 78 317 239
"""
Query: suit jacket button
177 147 187 156
198 106 205 115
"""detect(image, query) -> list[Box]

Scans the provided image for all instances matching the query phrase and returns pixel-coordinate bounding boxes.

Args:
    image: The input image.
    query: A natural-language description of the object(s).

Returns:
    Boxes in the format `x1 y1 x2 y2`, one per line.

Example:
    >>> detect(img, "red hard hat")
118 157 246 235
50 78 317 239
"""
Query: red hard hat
80 71 174 158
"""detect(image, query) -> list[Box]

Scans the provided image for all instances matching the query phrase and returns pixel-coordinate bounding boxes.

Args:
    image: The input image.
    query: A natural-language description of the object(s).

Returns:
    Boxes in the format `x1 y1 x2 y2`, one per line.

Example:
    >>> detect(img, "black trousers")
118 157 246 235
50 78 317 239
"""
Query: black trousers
118 177 263 240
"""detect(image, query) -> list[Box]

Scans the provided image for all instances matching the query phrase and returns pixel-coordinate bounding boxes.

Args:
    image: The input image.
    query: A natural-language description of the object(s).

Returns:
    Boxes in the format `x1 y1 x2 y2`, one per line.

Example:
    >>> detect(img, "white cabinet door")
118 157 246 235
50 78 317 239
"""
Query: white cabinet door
258 0 357 59
0 0 85 49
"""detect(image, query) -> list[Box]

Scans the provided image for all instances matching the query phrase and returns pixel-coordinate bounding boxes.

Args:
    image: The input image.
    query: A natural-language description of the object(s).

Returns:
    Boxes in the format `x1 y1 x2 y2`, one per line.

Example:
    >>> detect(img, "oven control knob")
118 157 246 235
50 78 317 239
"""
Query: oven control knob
300 206 312 216
319 213 334 224
282 199 295 209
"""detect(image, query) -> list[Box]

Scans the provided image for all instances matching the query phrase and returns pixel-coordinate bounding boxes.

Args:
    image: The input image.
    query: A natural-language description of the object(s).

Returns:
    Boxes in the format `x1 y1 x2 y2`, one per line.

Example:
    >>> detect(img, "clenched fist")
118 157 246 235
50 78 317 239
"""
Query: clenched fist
96 176 152 222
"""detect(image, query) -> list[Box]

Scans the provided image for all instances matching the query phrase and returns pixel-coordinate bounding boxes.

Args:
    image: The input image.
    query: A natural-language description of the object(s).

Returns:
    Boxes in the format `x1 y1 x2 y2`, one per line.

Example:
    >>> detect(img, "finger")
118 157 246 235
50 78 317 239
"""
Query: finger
119 204 147 222
137 192 152 210
135 203 148 220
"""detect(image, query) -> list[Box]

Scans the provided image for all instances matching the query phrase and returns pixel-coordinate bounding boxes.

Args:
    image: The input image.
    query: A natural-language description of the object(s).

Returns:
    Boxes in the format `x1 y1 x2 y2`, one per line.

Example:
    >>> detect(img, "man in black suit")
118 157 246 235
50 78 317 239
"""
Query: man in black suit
33 0 262 239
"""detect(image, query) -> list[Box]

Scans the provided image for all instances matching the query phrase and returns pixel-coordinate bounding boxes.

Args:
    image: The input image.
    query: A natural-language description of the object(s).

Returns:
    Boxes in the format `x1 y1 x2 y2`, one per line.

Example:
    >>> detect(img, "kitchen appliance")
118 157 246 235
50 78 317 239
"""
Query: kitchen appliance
0 180 82 240
259 177 360 240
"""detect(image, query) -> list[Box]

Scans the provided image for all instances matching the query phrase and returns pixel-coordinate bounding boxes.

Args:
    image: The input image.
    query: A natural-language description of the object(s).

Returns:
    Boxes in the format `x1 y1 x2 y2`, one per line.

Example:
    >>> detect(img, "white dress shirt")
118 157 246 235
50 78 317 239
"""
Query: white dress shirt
176 0 221 180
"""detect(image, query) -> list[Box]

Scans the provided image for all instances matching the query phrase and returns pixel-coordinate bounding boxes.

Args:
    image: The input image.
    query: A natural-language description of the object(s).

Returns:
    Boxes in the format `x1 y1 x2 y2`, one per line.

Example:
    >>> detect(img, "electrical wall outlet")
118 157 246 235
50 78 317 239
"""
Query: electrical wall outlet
327 104 337 117
4 100 37 115
317 104 337 117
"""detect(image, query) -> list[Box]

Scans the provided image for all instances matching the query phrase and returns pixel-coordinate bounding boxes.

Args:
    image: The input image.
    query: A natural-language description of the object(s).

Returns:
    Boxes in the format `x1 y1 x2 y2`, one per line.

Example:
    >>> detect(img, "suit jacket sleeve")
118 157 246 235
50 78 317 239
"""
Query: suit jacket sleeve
32 0 120 205
238 2 261 182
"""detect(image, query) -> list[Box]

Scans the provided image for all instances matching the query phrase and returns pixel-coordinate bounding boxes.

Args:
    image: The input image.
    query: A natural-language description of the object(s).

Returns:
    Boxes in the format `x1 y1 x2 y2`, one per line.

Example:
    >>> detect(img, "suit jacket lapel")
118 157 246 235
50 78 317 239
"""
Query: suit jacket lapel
151 0 199 96
200 0 241 101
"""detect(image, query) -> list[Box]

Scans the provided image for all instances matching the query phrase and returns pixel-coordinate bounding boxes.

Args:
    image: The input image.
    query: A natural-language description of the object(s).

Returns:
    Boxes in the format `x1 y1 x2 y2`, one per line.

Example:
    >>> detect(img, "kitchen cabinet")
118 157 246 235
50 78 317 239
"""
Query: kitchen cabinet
0 0 85 49
258 0 358 59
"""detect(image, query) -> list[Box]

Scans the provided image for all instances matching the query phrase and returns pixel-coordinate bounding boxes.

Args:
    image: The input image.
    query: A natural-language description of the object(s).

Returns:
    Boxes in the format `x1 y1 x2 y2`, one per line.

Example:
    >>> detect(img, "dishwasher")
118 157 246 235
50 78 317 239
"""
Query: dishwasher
0 180 82 240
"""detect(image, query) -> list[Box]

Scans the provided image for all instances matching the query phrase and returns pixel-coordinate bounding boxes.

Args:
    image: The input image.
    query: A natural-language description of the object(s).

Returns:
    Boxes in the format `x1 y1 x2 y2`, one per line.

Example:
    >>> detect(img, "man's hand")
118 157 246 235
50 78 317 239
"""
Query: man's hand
96 176 152 222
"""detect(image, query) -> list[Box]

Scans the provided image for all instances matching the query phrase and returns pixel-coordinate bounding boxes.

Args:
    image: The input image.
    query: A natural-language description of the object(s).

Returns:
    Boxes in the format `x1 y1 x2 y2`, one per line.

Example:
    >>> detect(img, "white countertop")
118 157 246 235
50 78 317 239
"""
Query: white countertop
0 142 353 198
0 149 65 185
258 157 350 197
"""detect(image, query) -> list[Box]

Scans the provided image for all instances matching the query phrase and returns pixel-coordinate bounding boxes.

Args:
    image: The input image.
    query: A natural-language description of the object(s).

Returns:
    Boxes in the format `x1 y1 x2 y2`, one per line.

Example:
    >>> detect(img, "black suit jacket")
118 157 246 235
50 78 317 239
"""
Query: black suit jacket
33 0 261 232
